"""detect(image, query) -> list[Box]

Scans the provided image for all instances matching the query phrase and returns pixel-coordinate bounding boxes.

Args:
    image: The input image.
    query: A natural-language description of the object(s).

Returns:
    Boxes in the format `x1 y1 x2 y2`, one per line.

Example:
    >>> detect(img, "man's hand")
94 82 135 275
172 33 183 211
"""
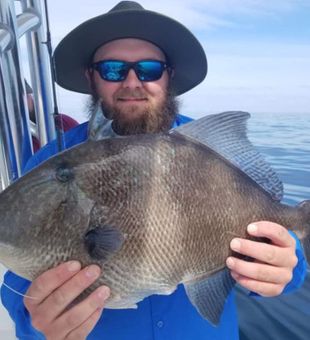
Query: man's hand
24 261 110 339
226 221 298 297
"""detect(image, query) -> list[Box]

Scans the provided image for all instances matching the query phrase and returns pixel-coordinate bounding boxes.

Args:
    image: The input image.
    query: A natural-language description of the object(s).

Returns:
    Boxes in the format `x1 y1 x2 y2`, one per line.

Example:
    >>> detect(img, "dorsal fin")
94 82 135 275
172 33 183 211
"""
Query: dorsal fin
171 111 283 201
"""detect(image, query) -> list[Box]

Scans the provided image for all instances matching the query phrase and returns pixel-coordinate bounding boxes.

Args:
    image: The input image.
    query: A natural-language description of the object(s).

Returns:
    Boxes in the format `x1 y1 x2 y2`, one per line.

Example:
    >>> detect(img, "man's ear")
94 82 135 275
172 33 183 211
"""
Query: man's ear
85 68 98 96
85 68 92 84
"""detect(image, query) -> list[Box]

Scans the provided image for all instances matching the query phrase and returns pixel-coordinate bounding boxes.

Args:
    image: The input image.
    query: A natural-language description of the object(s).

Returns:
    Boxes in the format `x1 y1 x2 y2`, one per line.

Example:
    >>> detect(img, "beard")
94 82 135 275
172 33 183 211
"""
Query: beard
86 84 179 136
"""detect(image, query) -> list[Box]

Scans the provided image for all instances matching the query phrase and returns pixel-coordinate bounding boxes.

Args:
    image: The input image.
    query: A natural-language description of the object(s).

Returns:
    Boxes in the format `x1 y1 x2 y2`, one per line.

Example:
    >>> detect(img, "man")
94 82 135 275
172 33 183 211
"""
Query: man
1 2 306 339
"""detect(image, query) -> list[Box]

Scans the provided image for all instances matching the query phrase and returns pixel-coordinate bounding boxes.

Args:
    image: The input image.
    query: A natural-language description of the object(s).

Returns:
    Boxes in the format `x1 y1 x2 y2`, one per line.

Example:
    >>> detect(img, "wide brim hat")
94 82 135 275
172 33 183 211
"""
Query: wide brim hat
53 1 207 96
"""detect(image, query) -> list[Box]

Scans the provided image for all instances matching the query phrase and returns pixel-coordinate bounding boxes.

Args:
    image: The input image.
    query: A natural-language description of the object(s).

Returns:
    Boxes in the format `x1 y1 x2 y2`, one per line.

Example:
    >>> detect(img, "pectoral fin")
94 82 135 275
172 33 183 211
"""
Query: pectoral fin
84 225 124 261
184 268 236 326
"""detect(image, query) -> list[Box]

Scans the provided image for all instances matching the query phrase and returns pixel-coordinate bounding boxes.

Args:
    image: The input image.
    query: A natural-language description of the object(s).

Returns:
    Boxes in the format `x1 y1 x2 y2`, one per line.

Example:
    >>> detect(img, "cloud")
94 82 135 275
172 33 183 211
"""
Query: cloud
47 0 310 38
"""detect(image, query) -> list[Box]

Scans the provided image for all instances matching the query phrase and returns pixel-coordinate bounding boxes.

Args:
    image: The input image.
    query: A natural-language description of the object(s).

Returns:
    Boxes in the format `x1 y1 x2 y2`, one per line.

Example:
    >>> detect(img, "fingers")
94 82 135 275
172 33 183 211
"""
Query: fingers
229 222 297 267
48 286 110 339
229 238 297 267
65 308 103 340
226 221 298 296
29 264 102 328
229 271 286 297
247 222 296 248
24 261 110 339
25 261 82 310
226 257 293 285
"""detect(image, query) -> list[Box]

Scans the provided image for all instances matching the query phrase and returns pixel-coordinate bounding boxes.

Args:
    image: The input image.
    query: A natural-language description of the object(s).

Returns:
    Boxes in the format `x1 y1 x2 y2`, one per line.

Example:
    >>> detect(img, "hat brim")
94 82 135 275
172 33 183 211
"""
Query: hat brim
53 9 207 96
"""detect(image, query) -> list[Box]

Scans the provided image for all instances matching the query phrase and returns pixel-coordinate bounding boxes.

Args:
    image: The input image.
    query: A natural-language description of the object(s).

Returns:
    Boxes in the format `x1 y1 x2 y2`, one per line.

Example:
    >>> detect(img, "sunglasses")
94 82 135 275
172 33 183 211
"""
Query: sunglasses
91 59 170 82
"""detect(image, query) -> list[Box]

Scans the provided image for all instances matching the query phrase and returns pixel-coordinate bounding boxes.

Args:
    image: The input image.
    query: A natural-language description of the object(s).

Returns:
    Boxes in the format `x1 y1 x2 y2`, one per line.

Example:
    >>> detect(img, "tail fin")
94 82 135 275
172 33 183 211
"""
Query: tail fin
296 200 310 263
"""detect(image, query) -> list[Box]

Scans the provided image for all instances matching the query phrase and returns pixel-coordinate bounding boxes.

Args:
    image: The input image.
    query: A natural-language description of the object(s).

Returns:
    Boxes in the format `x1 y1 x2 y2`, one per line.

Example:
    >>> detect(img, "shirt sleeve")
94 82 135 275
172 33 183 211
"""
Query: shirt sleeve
1 271 45 339
282 231 307 293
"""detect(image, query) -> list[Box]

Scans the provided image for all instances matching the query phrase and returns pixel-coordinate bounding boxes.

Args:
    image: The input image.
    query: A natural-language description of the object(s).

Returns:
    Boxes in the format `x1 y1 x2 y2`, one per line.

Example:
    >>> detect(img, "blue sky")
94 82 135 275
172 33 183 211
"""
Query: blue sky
38 0 310 121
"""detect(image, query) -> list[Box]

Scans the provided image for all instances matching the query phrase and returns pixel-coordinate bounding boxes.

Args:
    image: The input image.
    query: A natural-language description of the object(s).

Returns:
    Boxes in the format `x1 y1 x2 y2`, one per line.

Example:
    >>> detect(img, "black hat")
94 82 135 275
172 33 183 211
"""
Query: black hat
53 1 207 96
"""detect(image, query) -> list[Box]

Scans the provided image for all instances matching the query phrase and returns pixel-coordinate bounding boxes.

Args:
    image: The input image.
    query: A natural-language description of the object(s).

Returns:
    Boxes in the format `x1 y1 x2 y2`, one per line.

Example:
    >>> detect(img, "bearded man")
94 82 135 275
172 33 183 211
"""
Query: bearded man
1 2 305 340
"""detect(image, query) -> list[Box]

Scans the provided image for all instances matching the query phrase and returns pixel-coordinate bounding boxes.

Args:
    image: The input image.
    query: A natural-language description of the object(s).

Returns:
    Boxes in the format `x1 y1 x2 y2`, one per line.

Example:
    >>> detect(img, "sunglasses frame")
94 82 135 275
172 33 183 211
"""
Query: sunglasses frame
90 59 171 82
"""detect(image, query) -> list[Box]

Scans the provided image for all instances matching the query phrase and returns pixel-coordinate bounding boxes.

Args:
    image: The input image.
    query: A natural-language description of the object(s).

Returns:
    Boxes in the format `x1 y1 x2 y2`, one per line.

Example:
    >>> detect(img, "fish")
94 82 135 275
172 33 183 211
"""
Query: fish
0 111 309 326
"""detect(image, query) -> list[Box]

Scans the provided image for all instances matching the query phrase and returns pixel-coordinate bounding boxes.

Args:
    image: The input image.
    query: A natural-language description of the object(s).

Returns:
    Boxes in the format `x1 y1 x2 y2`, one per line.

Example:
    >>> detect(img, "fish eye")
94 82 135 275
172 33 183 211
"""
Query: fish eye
56 166 74 183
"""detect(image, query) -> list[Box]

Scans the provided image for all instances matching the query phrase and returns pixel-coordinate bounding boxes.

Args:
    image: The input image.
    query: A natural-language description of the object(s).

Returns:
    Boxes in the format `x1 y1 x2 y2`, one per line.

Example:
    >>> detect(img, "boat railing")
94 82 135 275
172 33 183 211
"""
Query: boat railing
0 0 56 190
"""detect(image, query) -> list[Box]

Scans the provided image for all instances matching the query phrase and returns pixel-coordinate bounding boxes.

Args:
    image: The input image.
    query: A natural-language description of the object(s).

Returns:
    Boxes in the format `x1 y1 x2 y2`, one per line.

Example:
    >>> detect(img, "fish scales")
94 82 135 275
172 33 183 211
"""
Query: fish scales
31 135 296 299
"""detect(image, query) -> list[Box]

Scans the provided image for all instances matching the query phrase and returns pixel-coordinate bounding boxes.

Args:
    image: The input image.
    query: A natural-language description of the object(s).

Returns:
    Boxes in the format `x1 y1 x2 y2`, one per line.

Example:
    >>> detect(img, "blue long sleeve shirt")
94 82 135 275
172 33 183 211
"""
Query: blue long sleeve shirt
1 114 306 340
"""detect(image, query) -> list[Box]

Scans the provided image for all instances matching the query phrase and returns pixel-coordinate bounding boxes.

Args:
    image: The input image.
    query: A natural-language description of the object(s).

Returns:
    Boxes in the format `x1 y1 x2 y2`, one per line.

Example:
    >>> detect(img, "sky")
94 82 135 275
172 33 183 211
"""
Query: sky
24 0 310 121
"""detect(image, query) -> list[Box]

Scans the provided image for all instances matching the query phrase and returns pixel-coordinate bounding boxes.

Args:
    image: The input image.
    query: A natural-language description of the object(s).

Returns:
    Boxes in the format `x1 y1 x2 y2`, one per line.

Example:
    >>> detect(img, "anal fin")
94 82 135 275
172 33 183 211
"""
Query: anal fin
184 268 235 326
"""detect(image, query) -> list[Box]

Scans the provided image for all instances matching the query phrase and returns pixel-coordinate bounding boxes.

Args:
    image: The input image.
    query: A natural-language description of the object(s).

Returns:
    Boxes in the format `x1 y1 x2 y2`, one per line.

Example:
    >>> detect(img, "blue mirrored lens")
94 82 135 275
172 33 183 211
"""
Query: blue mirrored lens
94 60 167 82
100 61 127 81
137 61 163 81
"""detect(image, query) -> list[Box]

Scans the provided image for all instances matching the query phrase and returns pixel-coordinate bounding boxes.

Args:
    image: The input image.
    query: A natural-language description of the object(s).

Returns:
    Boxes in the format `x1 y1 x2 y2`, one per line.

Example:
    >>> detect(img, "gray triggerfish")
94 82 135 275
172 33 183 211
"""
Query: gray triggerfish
0 111 309 325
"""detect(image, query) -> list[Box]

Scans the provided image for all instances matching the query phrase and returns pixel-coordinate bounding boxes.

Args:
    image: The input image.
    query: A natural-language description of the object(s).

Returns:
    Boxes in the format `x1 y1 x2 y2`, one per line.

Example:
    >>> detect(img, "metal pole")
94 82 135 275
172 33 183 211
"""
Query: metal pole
20 0 56 147
0 22 16 188
0 56 17 187
0 0 57 190
0 0 32 181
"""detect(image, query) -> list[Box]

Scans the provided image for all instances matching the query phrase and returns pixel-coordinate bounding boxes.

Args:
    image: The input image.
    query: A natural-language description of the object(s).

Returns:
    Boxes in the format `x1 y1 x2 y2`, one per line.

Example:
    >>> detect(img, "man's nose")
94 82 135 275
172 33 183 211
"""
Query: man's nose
121 69 142 88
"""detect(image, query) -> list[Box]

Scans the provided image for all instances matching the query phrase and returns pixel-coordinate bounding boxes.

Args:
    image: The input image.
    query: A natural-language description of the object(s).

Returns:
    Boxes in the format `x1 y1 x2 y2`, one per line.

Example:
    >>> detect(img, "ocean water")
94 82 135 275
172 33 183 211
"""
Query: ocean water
238 111 310 340
247 112 310 204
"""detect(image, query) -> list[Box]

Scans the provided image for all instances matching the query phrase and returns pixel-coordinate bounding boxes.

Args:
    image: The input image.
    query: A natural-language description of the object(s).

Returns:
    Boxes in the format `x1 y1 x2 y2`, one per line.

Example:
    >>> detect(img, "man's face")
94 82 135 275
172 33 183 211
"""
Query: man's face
87 38 177 135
